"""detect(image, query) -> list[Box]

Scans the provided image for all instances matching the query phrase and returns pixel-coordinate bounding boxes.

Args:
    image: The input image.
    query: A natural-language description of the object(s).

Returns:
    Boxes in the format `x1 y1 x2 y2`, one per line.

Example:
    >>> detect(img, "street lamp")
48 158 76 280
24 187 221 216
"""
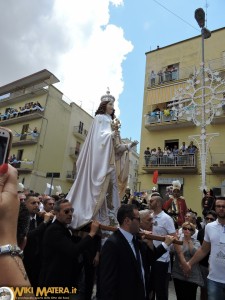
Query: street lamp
194 8 211 190
195 8 205 28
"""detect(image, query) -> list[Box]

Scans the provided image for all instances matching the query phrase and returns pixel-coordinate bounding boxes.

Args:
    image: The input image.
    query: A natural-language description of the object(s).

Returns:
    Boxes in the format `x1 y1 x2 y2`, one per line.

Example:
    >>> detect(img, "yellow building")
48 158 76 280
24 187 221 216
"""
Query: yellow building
139 27 225 214
0 69 93 194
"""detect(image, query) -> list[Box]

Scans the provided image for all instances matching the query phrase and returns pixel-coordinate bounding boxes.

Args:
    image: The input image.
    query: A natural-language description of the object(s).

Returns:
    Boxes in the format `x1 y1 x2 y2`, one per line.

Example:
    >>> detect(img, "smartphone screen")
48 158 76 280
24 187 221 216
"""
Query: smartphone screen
0 135 9 165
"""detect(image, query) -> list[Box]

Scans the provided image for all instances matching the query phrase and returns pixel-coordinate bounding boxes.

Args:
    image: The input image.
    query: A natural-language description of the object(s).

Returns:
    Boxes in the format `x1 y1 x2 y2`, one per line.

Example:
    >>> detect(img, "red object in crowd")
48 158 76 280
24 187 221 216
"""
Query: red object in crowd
0 163 8 175
152 170 158 184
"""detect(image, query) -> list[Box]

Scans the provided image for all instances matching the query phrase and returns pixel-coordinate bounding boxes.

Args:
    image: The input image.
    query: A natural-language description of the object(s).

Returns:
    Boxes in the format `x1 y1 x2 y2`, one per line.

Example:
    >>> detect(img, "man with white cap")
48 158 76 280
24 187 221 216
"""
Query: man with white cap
163 180 188 227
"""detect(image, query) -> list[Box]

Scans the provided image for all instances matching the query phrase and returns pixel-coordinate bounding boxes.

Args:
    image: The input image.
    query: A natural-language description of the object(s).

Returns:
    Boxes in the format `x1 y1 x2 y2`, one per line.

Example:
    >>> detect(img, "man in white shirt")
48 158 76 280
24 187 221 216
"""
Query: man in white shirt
149 194 176 300
185 197 225 300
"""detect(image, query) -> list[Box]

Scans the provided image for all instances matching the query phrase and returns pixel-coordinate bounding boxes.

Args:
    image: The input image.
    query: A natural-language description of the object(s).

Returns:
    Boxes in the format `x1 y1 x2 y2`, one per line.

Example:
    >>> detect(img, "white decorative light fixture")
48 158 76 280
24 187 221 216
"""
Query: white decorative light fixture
168 63 225 190
167 7 225 191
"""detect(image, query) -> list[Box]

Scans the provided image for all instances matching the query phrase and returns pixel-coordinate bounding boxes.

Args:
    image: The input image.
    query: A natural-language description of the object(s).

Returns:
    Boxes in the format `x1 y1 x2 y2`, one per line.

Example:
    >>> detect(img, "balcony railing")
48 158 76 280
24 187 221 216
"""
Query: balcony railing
66 171 76 181
143 154 197 174
145 111 194 131
210 153 225 173
147 57 225 88
145 105 225 131
9 161 34 173
0 107 44 126
73 126 88 140
12 133 39 147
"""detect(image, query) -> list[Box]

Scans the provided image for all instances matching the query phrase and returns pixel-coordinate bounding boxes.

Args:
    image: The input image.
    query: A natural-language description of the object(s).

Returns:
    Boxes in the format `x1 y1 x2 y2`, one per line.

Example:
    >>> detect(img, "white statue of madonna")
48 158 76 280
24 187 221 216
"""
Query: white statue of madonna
66 90 138 229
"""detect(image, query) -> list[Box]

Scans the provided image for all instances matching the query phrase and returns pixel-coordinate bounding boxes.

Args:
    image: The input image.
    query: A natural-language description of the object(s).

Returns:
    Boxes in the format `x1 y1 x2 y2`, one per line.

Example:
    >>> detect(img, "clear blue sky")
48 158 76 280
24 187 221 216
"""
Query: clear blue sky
109 0 225 151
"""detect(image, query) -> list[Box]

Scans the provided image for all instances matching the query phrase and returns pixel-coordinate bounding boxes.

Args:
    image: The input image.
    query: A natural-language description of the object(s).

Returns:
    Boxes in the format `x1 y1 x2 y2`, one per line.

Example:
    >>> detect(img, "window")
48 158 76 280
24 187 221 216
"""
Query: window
75 141 81 155
78 122 84 134
20 124 29 141
164 139 179 151
17 149 24 161
163 63 179 82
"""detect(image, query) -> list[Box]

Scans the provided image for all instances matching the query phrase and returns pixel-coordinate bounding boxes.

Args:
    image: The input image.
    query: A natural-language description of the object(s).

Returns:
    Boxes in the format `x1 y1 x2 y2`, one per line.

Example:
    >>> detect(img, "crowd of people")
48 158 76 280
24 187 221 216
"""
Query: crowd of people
0 168 224 300
0 101 44 121
144 141 198 167
0 94 224 300
149 66 178 86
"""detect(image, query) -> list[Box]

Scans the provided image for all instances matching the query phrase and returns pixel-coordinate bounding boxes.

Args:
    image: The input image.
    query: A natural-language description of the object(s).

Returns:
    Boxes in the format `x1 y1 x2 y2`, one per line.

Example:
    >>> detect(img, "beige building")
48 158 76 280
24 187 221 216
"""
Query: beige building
139 27 225 214
0 69 93 194
121 138 139 193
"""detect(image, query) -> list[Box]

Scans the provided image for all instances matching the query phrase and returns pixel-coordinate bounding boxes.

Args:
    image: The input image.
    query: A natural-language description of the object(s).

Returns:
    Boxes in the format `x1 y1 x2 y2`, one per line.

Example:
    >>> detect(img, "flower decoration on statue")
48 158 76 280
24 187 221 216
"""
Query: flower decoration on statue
111 118 121 131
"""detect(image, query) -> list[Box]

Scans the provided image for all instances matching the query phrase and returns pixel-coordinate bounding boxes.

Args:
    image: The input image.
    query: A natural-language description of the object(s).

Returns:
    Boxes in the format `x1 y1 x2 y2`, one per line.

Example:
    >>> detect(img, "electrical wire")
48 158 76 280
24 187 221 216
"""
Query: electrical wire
152 0 200 32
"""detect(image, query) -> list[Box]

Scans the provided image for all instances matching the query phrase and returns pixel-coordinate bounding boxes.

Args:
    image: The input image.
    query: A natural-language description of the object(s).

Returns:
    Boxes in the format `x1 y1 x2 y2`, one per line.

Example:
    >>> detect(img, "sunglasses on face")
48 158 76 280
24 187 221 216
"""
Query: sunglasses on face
205 217 215 222
63 208 74 214
215 205 225 209
182 227 193 232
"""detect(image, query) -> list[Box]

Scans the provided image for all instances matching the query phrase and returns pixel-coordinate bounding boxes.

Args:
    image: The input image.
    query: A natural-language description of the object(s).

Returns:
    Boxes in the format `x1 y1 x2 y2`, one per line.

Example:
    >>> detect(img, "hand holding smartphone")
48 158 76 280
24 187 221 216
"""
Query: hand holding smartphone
0 127 12 165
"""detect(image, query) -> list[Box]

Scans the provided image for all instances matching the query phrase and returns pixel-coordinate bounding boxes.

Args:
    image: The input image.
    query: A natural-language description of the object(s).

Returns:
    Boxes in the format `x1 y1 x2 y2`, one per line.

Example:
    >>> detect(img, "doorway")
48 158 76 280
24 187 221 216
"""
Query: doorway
165 139 179 151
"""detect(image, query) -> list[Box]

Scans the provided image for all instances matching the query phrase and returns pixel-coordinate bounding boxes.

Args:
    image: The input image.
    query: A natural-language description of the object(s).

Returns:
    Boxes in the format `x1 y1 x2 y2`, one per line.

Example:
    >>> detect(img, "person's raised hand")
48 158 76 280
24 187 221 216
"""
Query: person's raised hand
0 164 19 245
89 220 100 237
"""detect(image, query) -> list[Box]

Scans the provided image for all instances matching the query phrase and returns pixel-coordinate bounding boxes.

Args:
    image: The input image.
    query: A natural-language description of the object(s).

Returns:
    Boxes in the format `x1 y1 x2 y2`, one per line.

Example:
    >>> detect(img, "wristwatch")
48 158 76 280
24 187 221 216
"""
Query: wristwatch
0 244 23 258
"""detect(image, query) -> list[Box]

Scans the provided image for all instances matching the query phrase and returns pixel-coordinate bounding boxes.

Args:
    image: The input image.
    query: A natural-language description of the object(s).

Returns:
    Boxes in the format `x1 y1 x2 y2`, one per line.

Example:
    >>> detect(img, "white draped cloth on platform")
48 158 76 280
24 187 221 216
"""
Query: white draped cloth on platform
67 114 130 229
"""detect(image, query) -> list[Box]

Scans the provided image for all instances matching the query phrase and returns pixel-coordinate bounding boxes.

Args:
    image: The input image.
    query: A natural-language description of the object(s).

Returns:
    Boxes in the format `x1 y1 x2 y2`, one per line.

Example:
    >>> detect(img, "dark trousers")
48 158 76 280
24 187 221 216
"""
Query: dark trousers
173 278 198 300
150 261 169 300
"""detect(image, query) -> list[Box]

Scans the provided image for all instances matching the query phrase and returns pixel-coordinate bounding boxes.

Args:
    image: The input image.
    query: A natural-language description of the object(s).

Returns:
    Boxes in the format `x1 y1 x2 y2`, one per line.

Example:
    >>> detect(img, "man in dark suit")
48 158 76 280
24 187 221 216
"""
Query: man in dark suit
98 204 175 300
38 199 100 289
23 193 53 288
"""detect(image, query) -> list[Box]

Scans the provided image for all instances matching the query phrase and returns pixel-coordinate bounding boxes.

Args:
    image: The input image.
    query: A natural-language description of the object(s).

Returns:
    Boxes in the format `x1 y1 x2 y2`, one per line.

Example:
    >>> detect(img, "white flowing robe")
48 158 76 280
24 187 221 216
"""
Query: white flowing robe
67 114 126 229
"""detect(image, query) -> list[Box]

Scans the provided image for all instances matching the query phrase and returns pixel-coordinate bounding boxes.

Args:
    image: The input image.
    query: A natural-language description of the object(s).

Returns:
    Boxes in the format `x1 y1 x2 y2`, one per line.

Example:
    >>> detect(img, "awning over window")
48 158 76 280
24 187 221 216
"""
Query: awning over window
147 82 187 106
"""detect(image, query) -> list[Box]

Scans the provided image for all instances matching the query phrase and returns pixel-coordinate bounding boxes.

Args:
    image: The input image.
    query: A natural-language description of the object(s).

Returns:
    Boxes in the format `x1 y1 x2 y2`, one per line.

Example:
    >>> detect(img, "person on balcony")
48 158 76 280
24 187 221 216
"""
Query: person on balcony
144 147 151 167
150 148 158 165
172 145 179 165
172 145 179 156
171 66 178 80
187 141 198 166
32 127 39 139
157 69 163 84
150 70 156 86
180 141 188 153
156 147 163 165
163 180 188 228
164 67 172 81
162 146 171 165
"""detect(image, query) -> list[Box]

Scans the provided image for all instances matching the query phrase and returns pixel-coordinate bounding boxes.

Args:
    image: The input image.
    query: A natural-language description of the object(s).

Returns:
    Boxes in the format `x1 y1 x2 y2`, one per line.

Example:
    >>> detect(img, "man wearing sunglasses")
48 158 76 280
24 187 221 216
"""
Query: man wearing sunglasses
23 194 54 289
39 199 100 291
184 197 225 300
